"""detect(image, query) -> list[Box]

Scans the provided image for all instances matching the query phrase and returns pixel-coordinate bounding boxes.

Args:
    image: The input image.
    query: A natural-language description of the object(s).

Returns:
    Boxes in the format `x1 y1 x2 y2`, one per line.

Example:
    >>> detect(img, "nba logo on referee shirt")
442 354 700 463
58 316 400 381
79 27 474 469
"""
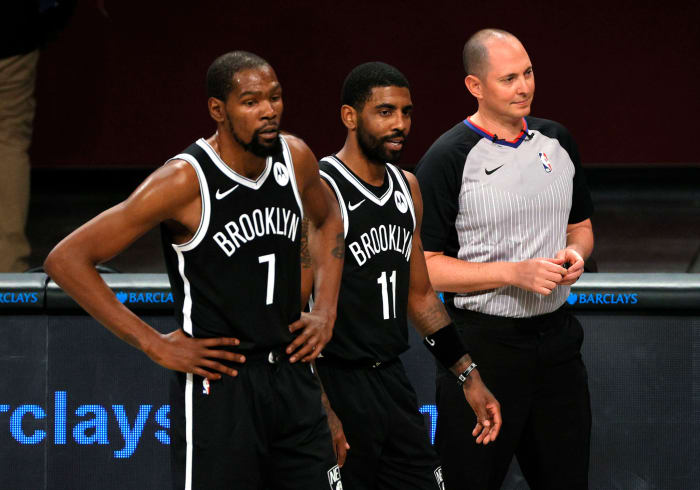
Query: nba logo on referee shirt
538 152 553 173
202 378 210 395
327 464 342 489
434 466 445 490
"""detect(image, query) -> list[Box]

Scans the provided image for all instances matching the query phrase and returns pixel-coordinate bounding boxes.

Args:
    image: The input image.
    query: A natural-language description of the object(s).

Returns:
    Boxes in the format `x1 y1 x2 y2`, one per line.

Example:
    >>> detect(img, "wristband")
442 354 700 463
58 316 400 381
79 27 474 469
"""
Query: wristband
457 362 477 386
423 323 469 369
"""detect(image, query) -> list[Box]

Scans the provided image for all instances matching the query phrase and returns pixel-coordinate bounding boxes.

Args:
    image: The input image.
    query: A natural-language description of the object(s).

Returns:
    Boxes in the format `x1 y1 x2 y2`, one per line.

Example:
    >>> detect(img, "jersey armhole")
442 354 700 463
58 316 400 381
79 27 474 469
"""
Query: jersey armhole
167 153 211 252
387 164 416 232
319 170 349 238
280 135 304 219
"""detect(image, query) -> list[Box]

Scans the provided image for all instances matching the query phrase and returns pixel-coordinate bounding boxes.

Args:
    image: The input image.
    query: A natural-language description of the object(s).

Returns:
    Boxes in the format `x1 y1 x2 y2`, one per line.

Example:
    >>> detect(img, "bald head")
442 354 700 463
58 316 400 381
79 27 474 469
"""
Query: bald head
462 29 520 78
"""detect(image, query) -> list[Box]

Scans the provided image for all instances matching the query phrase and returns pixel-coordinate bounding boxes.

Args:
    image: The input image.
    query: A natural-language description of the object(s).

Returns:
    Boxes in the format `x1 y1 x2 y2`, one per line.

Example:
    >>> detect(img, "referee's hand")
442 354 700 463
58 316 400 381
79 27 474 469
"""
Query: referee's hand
145 329 245 380
461 369 502 445
511 258 567 295
554 248 585 285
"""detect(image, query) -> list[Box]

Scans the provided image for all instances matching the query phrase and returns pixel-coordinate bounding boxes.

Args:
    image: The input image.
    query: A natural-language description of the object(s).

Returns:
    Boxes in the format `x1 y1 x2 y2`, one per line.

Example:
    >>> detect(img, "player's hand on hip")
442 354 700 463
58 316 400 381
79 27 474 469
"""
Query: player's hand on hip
512 258 567 295
462 370 502 445
286 309 335 363
146 329 244 380
554 248 584 285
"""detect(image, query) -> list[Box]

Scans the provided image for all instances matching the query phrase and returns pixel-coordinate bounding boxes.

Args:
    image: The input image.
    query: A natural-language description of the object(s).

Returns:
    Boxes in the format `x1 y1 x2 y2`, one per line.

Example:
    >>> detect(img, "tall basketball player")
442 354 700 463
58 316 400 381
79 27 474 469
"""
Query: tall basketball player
44 51 345 490
305 62 502 489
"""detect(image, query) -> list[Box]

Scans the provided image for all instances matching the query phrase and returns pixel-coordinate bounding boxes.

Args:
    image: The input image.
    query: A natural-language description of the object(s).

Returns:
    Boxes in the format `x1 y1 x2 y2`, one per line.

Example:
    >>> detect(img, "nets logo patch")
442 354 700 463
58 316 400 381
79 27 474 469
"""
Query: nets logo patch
434 466 445 489
327 464 342 489
538 152 553 173
273 161 290 187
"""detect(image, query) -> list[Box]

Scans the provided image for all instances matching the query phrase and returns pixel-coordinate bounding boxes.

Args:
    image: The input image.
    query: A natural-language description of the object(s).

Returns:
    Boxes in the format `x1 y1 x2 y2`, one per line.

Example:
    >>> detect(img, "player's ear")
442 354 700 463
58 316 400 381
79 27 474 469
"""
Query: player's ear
340 104 357 131
465 75 483 100
208 97 226 123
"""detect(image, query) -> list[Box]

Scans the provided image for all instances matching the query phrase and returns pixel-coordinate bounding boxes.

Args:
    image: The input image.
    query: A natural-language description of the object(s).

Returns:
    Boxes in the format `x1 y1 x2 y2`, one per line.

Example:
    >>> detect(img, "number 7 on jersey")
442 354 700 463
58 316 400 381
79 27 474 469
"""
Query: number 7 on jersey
258 253 275 305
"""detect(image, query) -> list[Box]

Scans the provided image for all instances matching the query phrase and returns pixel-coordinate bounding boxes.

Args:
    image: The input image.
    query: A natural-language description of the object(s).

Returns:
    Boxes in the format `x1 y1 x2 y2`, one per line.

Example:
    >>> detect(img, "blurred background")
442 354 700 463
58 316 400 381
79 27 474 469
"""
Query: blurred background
7 0 700 274
2 3 699 489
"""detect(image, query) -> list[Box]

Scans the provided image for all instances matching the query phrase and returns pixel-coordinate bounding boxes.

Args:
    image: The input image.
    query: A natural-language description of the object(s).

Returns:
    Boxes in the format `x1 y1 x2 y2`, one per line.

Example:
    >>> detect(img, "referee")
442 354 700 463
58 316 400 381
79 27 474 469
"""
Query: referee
415 29 594 490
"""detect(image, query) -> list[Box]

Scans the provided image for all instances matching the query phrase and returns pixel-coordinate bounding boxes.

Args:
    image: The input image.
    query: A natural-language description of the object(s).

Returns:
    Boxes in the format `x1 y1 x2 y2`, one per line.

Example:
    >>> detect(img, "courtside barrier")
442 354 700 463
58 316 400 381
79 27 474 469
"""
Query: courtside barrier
1 273 698 489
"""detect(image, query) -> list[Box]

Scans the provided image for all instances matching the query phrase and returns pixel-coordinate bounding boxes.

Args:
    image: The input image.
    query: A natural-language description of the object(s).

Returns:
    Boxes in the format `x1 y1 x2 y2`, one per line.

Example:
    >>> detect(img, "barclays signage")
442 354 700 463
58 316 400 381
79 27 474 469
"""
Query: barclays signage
567 292 639 306
1 391 170 459
115 291 174 305
0 292 39 304
1 393 437 457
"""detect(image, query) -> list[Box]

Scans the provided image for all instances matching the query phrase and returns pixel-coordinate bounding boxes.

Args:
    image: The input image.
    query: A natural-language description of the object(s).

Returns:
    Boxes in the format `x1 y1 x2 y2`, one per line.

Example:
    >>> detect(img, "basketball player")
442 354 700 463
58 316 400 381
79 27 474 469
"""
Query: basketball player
44 51 345 490
304 62 502 490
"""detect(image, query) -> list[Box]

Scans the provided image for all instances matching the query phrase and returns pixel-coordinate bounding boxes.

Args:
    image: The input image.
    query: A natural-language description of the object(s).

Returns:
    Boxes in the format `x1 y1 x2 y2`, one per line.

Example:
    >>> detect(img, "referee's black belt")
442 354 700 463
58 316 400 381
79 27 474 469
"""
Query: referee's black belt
448 304 569 335
315 354 399 370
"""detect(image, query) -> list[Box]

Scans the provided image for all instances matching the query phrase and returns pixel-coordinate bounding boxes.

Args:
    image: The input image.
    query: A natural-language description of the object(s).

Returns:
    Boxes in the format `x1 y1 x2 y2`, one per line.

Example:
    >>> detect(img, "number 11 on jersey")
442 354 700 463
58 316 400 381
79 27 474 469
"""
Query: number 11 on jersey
377 270 396 320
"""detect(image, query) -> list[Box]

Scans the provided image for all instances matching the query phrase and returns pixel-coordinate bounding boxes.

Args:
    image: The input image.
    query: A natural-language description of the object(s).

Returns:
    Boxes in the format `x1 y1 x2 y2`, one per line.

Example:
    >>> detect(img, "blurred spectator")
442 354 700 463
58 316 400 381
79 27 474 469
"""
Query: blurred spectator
0 0 74 272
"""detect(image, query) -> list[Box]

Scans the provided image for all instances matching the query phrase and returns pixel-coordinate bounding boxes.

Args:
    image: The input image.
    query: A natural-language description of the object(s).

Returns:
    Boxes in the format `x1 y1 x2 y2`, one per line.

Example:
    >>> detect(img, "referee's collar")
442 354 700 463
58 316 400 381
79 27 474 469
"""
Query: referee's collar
464 117 529 148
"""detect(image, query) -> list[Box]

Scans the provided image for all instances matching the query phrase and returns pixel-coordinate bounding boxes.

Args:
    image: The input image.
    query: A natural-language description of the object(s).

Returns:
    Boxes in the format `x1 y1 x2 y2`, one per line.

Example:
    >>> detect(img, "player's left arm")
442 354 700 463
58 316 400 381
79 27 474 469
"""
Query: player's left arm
403 171 501 444
555 218 594 286
285 135 344 363
300 217 313 308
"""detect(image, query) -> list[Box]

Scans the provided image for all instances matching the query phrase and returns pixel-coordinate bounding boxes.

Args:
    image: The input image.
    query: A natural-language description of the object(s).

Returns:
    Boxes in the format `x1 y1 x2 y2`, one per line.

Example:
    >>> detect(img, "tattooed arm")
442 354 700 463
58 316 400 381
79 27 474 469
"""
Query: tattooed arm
286 136 344 362
301 175 345 310
300 217 314 309
403 171 502 444
309 361 351 466
403 171 470 371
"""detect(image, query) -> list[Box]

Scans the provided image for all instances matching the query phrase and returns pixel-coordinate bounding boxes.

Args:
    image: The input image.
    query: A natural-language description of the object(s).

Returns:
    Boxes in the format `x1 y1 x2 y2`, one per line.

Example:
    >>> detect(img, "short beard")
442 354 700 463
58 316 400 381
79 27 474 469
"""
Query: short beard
227 114 282 158
356 117 405 165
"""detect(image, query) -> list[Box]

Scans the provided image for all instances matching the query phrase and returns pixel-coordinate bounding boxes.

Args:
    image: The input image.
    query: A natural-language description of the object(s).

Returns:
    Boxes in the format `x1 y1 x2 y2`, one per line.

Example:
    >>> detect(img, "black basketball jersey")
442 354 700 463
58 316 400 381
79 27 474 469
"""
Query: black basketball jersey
161 136 303 352
318 155 416 362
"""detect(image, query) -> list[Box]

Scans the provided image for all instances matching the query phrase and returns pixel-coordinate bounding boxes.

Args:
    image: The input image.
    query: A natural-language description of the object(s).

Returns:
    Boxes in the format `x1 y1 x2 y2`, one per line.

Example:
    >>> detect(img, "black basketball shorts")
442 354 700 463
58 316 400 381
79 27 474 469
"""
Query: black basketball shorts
317 357 443 490
170 352 341 490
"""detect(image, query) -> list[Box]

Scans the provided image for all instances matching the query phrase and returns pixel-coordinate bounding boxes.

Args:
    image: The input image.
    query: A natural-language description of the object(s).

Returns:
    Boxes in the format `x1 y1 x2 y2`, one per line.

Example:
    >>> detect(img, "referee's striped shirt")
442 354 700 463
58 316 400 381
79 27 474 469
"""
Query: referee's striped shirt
415 116 593 318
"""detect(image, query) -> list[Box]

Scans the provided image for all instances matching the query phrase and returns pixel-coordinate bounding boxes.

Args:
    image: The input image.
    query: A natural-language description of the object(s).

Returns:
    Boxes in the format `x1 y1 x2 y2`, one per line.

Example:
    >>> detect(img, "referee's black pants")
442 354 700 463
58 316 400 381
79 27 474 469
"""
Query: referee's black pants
435 305 591 490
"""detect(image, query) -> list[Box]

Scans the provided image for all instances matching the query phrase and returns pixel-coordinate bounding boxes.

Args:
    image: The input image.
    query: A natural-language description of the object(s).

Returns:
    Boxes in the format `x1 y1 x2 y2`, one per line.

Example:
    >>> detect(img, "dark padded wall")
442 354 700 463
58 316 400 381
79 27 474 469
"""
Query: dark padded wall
31 1 700 168
45 316 173 489
2 311 698 489
0 315 173 489
581 313 700 490
0 316 46 490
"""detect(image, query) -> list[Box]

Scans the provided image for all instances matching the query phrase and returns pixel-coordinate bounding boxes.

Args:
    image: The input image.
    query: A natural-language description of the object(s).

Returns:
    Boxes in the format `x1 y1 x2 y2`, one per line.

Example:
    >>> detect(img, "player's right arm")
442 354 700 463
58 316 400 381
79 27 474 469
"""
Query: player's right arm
404 171 501 444
44 161 244 380
285 136 344 363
